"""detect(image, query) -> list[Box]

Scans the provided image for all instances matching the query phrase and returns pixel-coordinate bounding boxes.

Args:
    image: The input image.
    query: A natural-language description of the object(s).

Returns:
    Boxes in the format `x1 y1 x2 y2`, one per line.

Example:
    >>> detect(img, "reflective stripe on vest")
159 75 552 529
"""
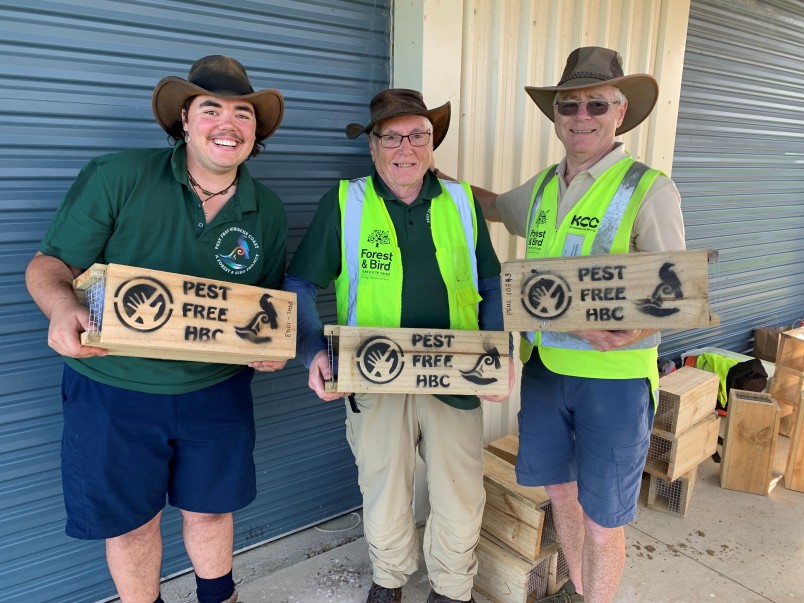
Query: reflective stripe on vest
337 176 479 328
521 158 662 383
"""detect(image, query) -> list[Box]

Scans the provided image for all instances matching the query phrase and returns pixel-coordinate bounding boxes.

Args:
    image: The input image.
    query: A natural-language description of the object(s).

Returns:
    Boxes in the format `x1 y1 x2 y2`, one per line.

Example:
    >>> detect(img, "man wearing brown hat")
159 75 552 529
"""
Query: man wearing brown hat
449 47 686 602
25 55 288 603
284 89 508 603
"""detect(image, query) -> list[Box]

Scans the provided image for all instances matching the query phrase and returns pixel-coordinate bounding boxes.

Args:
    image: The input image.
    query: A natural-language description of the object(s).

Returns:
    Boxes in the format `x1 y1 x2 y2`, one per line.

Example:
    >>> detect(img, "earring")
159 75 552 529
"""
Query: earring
184 131 190 144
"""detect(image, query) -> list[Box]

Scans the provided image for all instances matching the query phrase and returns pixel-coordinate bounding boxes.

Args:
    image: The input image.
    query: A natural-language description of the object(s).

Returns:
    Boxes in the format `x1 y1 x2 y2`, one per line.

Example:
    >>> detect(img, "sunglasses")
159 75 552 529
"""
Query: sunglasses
554 99 621 116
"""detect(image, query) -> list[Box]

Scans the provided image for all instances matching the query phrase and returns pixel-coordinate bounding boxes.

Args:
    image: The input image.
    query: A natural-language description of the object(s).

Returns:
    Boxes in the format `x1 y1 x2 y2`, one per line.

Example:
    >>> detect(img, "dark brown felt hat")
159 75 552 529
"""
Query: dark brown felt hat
346 89 451 149
525 46 659 135
152 55 284 141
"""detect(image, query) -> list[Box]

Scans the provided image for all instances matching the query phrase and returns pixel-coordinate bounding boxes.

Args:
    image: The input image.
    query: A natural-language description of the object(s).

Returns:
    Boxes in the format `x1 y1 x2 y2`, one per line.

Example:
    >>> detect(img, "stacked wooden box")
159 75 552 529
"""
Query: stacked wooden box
720 389 782 495
770 327 804 492
474 435 568 603
643 367 721 516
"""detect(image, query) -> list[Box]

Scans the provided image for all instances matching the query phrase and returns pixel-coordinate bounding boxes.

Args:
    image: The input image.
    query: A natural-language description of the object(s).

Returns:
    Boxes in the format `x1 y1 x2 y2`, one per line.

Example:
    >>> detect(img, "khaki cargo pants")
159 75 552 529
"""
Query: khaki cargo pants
346 392 485 601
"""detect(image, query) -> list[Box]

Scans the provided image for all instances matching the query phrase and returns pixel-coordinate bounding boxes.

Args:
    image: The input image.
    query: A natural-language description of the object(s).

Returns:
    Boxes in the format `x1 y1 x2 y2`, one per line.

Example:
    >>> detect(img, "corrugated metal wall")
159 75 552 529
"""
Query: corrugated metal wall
664 0 804 358
428 0 691 442
0 1 390 602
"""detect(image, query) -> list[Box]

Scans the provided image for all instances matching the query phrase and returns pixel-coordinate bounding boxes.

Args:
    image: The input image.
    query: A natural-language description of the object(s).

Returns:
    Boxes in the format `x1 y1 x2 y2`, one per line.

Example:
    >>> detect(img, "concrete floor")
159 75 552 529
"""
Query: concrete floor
160 434 803 603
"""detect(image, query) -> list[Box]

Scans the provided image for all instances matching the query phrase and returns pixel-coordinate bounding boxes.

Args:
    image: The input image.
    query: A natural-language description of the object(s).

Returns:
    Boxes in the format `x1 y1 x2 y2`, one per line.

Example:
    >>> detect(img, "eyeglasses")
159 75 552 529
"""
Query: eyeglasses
372 130 432 148
554 99 621 116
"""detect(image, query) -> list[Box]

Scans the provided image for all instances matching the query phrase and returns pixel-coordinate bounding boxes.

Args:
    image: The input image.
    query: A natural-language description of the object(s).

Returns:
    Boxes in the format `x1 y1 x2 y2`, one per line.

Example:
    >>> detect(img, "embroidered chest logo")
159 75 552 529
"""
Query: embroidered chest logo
215 227 260 275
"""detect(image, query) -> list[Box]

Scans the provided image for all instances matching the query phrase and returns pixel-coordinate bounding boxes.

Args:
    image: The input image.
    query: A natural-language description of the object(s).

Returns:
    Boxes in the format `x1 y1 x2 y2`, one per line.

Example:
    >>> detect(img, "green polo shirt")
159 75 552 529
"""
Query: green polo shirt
40 142 287 394
288 170 501 409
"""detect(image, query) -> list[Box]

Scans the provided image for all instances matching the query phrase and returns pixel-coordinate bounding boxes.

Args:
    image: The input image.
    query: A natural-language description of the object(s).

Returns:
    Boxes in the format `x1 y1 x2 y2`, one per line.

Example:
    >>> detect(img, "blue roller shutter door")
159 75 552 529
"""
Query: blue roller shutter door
0 2 390 601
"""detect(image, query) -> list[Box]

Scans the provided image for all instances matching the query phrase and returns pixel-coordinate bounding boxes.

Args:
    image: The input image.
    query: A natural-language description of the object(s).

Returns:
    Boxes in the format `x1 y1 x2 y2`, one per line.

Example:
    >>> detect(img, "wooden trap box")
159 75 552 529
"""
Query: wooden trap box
720 390 782 496
779 402 797 438
323 325 509 396
500 249 719 331
480 435 568 602
646 466 697 518
785 390 804 493
482 448 554 562
776 326 804 372
655 367 720 435
645 412 720 481
73 263 296 363
474 534 562 603
528 547 569 603
769 365 804 409
645 466 697 518
486 433 519 466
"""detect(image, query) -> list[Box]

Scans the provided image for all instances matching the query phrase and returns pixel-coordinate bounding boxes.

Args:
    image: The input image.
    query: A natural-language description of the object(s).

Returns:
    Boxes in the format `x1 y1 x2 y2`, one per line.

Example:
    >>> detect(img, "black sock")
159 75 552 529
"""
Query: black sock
196 569 235 603
153 596 165 603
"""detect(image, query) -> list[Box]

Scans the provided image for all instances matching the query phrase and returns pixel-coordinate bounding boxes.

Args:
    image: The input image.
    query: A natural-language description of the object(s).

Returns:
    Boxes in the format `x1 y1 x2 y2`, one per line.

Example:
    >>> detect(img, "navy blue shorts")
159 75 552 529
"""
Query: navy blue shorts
516 351 654 528
60 365 257 539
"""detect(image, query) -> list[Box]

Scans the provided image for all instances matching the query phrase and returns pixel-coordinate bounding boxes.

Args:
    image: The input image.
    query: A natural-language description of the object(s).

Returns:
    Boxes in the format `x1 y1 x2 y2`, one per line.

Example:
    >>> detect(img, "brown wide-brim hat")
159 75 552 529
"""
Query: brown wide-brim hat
346 89 451 149
525 46 659 135
152 55 284 141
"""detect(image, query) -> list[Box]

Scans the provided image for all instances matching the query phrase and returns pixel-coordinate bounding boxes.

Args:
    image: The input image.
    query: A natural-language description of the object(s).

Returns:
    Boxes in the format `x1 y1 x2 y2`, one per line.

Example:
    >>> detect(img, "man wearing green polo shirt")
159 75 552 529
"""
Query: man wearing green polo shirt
284 89 507 603
25 56 287 603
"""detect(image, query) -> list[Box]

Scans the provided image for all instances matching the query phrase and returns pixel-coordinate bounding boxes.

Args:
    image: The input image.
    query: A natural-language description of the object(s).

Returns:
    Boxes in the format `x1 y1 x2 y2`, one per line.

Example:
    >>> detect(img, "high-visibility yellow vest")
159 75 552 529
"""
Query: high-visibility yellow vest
521 157 662 393
335 176 481 329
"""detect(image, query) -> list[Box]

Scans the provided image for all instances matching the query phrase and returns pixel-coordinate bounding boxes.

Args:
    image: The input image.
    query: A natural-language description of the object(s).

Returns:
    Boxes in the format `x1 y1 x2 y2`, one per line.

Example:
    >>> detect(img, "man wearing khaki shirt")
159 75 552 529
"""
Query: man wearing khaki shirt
440 47 685 603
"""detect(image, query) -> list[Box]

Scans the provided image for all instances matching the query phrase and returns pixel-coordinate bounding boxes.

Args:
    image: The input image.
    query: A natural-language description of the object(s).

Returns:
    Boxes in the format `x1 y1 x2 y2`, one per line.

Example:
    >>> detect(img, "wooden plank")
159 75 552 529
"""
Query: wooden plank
487 434 519 465
779 402 797 438
785 392 804 492
720 390 782 496
483 450 551 509
769 365 804 409
324 325 509 396
655 367 720 435
474 534 536 603
482 480 545 561
481 448 553 560
547 548 569 596
474 534 559 603
645 413 720 481
73 263 296 363
501 249 719 331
